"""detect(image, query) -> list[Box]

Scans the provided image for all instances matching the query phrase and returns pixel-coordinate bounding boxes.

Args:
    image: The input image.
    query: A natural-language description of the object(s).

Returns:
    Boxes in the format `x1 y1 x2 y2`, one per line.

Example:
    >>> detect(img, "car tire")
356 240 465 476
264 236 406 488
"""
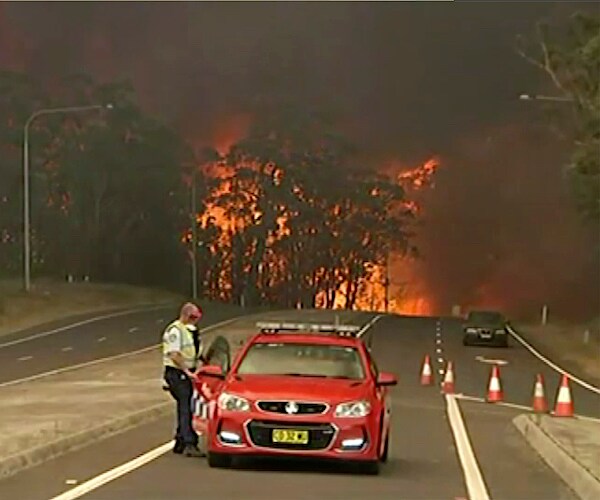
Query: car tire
381 433 389 463
207 452 233 468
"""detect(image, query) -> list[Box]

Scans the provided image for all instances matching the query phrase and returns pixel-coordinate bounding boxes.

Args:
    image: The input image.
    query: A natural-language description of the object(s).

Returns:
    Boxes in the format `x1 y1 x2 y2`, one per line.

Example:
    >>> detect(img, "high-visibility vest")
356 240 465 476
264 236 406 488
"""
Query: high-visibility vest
162 320 197 369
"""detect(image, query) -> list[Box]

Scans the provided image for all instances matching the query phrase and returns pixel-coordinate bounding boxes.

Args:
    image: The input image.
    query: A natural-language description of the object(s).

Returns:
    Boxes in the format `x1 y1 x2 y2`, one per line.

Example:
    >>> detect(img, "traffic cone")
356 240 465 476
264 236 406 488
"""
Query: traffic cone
553 374 574 417
532 374 549 413
486 364 503 402
420 355 434 385
442 361 455 394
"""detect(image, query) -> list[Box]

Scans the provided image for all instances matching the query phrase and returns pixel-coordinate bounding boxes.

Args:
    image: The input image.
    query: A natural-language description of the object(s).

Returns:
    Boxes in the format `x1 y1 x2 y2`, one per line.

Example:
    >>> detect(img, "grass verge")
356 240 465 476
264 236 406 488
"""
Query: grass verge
516 318 600 382
0 278 184 337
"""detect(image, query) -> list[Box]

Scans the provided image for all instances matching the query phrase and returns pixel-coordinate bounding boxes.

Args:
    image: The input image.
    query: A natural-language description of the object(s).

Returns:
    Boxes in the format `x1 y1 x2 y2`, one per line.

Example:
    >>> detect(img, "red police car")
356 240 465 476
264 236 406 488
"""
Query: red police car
193 321 397 474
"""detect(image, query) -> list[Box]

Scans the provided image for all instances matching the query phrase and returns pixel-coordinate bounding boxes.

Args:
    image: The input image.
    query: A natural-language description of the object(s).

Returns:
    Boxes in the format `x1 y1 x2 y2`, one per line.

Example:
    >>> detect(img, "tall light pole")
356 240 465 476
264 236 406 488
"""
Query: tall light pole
190 168 199 300
519 93 574 103
23 103 113 292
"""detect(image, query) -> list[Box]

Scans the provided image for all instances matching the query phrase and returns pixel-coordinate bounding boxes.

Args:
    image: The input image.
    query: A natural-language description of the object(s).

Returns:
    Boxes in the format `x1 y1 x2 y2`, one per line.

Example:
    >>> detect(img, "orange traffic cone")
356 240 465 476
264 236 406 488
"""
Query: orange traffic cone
532 374 549 413
486 364 504 402
420 355 434 385
553 374 574 417
442 361 455 394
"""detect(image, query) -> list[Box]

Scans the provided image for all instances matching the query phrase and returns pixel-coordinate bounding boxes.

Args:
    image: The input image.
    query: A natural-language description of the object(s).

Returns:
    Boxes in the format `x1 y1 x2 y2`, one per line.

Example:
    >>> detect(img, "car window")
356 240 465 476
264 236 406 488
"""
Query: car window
236 342 366 380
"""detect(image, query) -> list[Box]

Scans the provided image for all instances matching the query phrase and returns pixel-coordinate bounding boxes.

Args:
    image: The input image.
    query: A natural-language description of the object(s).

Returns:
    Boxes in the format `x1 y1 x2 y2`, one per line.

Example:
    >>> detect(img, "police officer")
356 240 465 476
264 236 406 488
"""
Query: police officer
162 302 205 457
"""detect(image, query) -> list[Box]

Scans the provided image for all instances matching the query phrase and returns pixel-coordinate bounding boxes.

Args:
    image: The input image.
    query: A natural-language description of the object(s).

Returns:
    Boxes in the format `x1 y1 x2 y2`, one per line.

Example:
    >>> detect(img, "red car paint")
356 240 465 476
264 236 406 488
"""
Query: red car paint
192 330 397 466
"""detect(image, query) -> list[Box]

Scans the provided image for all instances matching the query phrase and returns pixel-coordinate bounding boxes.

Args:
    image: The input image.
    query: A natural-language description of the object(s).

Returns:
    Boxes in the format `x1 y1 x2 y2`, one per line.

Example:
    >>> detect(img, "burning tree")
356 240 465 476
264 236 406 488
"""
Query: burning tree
196 101 415 309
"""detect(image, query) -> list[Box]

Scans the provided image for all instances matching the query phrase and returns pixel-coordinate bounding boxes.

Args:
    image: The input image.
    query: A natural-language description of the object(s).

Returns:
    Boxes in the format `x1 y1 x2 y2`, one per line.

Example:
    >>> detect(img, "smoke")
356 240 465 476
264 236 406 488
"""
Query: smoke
1 2 597 319
413 123 599 321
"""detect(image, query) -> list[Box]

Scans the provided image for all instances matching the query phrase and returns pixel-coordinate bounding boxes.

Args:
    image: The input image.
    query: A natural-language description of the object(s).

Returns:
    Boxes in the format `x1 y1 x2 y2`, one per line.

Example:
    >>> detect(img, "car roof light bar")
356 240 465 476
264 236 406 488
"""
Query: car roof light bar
255 322 361 336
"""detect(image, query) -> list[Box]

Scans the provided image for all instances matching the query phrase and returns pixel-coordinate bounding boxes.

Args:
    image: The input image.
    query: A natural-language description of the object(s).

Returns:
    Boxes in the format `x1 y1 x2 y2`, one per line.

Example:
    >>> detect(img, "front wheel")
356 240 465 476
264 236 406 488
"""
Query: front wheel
207 452 233 468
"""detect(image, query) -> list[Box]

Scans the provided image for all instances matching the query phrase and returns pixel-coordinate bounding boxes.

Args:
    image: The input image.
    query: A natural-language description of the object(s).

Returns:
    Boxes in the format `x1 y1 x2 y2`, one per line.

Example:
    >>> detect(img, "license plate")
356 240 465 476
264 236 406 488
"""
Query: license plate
272 429 309 444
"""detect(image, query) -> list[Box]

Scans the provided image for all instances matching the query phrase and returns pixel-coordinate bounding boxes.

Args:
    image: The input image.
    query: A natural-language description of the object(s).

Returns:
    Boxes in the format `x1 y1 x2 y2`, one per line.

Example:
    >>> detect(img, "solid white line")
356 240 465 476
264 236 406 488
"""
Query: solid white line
17 355 33 362
0 304 173 350
128 327 139 333
0 315 244 389
48 442 174 500
61 346 73 352
357 314 383 337
454 393 600 422
507 325 600 394
446 394 491 500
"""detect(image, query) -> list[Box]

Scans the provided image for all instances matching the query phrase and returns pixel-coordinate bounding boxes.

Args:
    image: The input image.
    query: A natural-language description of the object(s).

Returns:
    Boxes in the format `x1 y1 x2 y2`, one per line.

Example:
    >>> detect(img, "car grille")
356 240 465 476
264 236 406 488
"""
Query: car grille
247 420 335 450
257 401 328 415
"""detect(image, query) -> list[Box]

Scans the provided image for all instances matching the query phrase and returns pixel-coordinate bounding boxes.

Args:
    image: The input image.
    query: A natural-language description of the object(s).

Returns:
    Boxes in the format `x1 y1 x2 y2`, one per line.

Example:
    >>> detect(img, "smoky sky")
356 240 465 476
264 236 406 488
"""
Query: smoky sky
2 1 598 319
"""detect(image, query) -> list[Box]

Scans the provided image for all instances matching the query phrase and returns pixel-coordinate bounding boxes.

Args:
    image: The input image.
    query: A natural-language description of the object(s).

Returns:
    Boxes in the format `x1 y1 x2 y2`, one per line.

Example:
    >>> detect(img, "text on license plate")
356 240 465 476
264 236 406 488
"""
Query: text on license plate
272 429 309 444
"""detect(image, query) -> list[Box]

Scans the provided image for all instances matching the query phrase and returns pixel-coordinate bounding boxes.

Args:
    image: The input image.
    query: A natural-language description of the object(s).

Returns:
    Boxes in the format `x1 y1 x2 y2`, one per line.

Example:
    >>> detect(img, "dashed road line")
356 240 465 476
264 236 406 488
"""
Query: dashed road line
0 304 173 349
438 369 445 375
17 355 33 362
507 325 600 395
437 357 444 364
97 337 107 342
128 327 139 333
436 339 442 345
436 347 442 354
61 346 73 352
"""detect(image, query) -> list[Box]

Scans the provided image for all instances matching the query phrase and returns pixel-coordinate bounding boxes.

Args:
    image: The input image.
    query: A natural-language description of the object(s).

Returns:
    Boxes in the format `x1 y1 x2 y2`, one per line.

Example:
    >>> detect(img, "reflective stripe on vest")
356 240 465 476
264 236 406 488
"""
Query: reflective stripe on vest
162 320 196 369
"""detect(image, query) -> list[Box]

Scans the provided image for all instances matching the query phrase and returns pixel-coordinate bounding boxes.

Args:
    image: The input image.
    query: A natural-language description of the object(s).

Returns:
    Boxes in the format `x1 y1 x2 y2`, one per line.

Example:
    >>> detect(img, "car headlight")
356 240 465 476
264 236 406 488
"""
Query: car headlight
334 400 371 418
217 392 250 412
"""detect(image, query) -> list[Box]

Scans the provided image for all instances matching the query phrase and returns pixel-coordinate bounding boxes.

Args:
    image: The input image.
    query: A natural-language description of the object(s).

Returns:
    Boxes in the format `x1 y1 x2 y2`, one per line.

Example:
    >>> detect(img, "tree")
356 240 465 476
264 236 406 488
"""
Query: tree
517 12 600 223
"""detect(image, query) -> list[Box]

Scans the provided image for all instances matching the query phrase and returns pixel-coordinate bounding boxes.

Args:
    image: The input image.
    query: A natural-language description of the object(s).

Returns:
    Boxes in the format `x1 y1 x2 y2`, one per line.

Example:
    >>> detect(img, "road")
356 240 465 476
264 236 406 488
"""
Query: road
0 304 246 384
1 311 596 499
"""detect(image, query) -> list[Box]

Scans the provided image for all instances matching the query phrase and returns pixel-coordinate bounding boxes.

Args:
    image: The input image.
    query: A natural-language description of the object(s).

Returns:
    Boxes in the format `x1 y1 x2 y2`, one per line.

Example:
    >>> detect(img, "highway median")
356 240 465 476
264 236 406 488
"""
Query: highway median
513 414 600 500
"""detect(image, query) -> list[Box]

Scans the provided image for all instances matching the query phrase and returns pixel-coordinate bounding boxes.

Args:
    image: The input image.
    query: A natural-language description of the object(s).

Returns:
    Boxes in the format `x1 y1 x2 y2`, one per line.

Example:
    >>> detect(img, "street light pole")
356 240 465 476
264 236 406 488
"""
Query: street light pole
22 104 113 292
190 168 198 300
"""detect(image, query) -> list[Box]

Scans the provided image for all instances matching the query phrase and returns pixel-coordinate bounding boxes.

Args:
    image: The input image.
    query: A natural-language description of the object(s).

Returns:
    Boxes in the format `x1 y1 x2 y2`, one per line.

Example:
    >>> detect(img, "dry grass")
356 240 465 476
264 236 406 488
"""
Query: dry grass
0 279 184 337
517 318 600 381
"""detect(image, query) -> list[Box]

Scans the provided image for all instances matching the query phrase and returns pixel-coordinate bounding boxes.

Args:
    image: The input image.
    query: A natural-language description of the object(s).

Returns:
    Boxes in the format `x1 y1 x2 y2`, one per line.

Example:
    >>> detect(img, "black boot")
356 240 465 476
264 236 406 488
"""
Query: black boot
173 439 185 454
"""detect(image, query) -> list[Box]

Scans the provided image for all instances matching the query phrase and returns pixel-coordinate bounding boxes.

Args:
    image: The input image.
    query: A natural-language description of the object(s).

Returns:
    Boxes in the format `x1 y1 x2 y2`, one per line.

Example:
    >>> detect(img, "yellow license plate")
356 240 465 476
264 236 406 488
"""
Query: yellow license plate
272 429 309 444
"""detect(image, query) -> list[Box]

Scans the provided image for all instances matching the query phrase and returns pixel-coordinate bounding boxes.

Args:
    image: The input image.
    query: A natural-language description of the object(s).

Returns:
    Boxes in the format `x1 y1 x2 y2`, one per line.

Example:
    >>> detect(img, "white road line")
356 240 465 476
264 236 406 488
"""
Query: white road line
455 393 600 422
0 315 244 389
446 394 491 500
507 325 600 394
17 355 33 362
0 304 173 350
436 339 442 345
437 357 444 363
97 337 107 342
61 346 73 352
128 327 139 333
436 348 442 354
438 369 445 375
48 442 173 500
46 313 385 500
357 314 383 337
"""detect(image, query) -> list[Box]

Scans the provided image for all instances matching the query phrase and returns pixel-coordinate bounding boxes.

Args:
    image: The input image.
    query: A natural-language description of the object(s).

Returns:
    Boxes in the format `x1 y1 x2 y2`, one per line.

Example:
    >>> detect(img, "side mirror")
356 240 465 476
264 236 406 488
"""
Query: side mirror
377 372 398 387
197 364 225 379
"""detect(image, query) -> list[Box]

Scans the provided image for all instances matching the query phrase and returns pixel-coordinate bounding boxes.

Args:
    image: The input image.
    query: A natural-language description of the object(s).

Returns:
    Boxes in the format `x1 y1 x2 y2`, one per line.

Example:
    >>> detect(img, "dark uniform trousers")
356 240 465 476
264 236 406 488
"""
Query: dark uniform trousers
164 366 198 448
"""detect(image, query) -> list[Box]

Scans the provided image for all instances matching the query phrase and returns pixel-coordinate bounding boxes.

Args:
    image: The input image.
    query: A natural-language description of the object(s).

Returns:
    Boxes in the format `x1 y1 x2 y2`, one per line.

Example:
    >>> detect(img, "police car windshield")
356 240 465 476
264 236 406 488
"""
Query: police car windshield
236 342 365 380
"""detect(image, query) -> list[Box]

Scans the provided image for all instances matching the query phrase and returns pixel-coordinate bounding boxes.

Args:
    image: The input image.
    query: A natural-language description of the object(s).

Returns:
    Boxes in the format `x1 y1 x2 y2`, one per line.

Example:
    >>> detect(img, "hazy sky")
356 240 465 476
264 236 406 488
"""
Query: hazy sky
2 1 597 318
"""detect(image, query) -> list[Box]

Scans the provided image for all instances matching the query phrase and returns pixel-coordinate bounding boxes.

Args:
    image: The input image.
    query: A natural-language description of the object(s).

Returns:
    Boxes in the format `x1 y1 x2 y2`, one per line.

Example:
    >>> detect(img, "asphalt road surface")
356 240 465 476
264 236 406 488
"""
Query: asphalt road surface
0 303 245 384
1 312 595 499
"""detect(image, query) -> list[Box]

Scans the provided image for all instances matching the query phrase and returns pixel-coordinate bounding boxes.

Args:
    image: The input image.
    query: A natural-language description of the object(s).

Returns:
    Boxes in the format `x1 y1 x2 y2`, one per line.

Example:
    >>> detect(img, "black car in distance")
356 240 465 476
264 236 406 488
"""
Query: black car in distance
462 310 509 347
